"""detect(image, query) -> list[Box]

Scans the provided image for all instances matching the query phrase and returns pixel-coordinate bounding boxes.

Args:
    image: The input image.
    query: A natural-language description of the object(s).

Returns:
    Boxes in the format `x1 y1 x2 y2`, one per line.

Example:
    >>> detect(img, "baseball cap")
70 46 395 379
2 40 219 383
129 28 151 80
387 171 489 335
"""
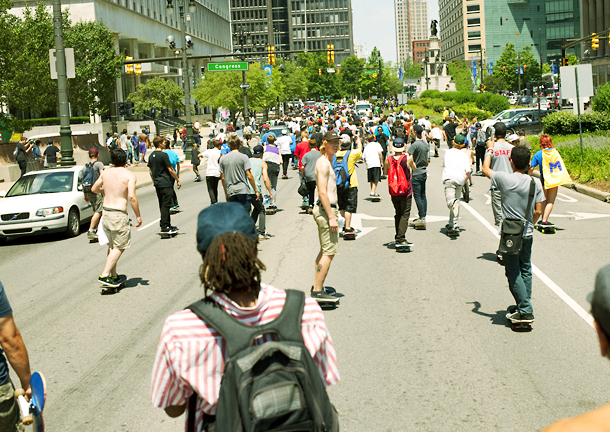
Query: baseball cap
413 124 424 135
393 137 405 148
475 122 482 128
494 122 507 135
323 131 339 141
47 139 54 144
340 134 351 149
454 134 466 144
507 134 520 142
88 147 99 157
113 132 119 137
196 202 257 252
282 129 287 135
252 145 264 157
589 264 610 336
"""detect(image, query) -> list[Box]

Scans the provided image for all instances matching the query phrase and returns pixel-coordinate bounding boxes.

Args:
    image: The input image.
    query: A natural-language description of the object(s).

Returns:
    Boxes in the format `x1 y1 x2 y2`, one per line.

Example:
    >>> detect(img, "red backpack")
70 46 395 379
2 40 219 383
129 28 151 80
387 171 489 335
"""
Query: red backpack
387 154 409 197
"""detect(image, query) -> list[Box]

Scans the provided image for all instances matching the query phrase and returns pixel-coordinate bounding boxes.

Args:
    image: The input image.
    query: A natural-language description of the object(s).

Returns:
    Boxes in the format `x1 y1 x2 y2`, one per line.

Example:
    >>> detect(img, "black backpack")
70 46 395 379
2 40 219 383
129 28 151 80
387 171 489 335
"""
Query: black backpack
393 124 406 138
82 162 100 191
187 290 338 432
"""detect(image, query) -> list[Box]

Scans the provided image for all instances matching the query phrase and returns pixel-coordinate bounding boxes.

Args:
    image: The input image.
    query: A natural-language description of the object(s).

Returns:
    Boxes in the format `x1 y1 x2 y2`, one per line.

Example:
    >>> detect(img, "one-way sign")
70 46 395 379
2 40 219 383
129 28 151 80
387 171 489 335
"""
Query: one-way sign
239 84 251 89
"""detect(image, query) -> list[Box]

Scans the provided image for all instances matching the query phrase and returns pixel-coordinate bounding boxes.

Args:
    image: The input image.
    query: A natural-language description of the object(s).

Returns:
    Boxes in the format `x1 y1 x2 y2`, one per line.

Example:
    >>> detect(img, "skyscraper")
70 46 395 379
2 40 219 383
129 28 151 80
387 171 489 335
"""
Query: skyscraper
395 0 429 64
230 0 354 64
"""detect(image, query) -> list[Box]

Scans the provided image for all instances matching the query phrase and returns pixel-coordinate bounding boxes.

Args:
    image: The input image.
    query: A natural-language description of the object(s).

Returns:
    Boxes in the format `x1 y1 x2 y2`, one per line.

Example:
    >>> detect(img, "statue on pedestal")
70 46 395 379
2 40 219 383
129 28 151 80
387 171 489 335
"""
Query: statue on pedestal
430 20 438 37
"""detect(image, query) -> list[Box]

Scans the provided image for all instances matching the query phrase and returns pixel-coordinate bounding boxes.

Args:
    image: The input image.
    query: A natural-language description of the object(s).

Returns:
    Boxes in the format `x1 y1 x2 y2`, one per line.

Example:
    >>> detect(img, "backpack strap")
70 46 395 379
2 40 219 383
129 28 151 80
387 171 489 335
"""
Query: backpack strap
187 289 305 358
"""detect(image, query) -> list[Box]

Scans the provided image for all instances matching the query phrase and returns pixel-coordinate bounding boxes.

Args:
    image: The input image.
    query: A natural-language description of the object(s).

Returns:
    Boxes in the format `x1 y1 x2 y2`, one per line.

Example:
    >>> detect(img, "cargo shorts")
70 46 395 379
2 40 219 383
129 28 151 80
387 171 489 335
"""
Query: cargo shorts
0 380 24 432
313 205 339 256
85 191 104 213
102 209 131 249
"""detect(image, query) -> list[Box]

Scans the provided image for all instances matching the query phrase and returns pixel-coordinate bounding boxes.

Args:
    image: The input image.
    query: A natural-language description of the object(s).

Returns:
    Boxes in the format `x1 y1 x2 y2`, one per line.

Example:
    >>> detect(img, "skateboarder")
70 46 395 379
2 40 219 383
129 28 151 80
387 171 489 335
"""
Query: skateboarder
542 264 610 430
442 134 471 233
219 133 259 214
408 125 429 229
249 145 273 239
148 136 181 235
335 133 362 239
311 131 342 302
83 148 105 241
201 140 222 204
92 148 142 286
362 134 383 198
482 144 543 324
0 280 33 430
151 203 340 431
386 137 417 249
262 135 282 210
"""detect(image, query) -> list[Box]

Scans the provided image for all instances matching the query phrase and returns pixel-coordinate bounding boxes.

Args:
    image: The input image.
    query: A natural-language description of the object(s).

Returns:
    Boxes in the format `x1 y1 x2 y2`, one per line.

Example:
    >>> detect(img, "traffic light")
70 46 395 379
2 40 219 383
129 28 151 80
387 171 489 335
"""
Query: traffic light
134 63 142 75
562 57 569 66
327 44 334 63
125 56 133 74
592 33 599 49
318 69 322 75
503 65 506 71
523 65 527 71
267 46 275 65
337 68 340 74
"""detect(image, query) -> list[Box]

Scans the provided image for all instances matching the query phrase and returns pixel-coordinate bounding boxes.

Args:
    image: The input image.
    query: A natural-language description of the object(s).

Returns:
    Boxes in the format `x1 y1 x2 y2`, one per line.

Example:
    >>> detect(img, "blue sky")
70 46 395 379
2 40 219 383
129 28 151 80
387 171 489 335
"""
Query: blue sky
351 0 439 64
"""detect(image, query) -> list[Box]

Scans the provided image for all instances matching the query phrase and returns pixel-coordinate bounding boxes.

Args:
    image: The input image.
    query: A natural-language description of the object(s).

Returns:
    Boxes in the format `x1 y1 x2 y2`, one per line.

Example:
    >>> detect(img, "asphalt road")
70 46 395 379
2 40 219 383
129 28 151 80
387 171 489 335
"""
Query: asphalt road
1 148 609 431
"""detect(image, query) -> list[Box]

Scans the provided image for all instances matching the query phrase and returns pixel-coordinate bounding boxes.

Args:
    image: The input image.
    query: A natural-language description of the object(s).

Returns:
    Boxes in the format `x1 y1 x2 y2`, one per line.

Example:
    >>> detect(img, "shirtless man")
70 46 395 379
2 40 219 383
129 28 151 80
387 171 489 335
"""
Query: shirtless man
311 131 341 303
92 148 142 287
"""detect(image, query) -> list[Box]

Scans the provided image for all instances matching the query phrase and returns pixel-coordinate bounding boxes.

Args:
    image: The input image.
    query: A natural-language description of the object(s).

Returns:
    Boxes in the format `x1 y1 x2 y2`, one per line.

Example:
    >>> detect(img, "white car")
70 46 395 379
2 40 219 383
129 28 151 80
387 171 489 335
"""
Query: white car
0 166 94 241
509 96 518 105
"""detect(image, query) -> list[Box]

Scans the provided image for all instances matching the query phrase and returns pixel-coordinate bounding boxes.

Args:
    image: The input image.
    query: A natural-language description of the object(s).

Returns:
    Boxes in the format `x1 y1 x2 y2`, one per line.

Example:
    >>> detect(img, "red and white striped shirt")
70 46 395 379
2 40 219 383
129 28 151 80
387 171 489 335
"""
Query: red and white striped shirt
150 284 340 431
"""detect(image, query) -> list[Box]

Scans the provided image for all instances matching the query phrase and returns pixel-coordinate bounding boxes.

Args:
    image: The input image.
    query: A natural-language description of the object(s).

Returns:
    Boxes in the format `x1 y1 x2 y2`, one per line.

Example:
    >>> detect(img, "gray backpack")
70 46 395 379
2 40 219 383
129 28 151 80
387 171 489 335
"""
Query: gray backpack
187 290 338 432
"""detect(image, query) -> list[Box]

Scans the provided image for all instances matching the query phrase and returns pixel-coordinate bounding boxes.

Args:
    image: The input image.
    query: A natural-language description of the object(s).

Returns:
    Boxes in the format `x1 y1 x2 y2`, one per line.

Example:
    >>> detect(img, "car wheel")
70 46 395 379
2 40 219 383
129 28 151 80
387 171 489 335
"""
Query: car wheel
66 208 80 237
507 128 516 136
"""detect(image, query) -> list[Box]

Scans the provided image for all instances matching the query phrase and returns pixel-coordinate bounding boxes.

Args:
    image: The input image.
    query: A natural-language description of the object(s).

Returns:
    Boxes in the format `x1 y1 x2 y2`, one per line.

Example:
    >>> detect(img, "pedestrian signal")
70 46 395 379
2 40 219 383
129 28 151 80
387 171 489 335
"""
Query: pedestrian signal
135 63 142 75
125 56 133 74
592 33 599 50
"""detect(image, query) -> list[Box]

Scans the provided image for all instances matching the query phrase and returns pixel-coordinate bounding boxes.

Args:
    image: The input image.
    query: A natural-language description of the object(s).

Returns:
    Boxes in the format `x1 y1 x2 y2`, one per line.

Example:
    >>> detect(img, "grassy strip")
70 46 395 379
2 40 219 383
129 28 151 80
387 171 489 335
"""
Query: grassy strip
528 132 610 187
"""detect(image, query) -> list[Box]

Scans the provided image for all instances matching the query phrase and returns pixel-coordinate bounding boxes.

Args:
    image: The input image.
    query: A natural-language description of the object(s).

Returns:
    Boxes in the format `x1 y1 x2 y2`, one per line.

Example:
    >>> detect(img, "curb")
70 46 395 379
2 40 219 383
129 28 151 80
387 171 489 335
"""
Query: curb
531 170 610 204
136 180 153 190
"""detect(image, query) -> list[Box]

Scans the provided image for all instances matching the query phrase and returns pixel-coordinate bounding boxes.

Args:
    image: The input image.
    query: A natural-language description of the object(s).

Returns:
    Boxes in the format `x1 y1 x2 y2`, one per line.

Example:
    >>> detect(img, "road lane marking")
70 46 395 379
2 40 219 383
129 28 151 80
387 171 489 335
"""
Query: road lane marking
138 218 160 231
556 192 578 202
484 193 491 205
461 201 594 329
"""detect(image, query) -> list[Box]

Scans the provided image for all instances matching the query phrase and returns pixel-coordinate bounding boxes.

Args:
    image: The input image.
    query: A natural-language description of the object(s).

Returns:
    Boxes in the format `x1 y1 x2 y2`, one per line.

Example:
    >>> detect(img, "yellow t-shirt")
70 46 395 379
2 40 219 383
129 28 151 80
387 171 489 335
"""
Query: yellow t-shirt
335 148 362 188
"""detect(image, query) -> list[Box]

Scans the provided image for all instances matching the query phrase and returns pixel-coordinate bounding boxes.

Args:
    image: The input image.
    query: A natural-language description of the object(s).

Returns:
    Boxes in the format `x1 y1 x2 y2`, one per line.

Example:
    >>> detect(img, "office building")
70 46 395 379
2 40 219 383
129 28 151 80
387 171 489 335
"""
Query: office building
230 0 354 64
395 0 429 64
354 44 364 59
580 0 608 87
10 0 232 104
413 39 430 63
439 0 486 63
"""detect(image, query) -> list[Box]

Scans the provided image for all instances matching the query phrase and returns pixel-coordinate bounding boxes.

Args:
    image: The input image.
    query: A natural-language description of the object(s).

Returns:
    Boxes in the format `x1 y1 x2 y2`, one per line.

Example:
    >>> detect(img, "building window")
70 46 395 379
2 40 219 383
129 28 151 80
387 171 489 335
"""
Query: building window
467 18 480 26
468 31 481 39
468 44 482 53
466 4 479 13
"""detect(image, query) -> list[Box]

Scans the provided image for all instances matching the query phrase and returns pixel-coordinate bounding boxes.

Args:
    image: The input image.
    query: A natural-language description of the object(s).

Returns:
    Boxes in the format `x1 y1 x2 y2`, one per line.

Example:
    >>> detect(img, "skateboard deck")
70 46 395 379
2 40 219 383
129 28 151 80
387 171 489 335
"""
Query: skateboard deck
371 197 381 202
508 317 533 331
445 227 460 237
100 275 127 295
343 232 356 240
536 224 556 234
89 237 99 243
411 221 426 230
395 244 410 252
301 203 309 210
16 371 46 432
158 231 178 239
265 206 277 215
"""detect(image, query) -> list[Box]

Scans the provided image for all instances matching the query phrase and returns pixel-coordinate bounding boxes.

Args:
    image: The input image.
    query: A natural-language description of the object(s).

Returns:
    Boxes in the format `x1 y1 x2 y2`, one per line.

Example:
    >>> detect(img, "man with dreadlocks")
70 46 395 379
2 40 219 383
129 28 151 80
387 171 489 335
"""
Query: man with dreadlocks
150 202 340 431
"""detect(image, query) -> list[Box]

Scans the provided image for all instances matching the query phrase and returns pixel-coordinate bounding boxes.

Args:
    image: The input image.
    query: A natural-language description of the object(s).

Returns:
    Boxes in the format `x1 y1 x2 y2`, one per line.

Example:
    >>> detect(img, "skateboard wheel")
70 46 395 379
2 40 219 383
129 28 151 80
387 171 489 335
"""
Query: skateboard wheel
22 415 33 425
15 389 25 397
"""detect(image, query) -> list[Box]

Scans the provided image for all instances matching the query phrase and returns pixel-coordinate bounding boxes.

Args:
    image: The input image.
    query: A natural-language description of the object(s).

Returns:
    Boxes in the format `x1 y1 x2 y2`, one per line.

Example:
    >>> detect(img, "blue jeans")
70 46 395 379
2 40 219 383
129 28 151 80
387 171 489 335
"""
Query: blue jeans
411 173 427 219
228 194 251 214
503 236 534 315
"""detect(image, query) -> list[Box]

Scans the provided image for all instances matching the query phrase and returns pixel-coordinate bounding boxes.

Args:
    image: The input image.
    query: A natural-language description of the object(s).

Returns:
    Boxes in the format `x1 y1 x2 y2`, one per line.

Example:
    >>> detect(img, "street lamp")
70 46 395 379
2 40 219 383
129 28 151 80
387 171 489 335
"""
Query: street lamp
233 25 260 128
166 0 195 160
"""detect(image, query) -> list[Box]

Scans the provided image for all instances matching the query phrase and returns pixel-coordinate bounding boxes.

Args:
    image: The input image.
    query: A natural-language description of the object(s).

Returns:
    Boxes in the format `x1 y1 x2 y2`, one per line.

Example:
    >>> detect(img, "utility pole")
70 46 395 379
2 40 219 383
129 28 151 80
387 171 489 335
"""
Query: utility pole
378 59 383 98
518 52 521 94
52 0 74 166
179 4 193 161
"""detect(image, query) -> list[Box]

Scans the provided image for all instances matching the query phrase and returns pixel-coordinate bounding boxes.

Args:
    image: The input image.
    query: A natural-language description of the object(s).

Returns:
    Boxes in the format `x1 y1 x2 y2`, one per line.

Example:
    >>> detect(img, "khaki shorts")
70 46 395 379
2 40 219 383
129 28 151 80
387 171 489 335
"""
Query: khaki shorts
102 210 131 249
85 191 104 213
313 205 339 256
0 380 24 432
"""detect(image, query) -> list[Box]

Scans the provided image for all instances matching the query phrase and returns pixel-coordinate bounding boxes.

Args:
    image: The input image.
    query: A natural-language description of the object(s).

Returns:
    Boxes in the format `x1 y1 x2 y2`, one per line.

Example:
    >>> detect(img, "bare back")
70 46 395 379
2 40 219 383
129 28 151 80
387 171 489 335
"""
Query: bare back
98 167 136 211
315 156 338 204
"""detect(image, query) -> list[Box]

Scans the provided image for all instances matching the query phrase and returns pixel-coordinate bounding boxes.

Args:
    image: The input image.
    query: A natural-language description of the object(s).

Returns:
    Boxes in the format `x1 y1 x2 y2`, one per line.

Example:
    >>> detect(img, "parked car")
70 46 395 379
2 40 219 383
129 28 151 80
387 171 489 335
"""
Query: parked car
508 96 518 105
0 166 93 241
518 96 532 106
504 109 557 135
304 101 316 110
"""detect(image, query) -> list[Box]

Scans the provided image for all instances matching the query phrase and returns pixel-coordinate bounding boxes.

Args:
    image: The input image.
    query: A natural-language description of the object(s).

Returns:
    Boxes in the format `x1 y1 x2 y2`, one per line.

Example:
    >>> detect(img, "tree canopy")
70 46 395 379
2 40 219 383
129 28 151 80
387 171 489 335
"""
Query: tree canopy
127 77 184 114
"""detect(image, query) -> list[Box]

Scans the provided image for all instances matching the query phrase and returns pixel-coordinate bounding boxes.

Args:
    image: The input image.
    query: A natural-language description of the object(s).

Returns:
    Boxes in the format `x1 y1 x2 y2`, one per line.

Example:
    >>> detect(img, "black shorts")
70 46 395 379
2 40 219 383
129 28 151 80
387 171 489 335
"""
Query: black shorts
367 167 381 183
338 187 358 213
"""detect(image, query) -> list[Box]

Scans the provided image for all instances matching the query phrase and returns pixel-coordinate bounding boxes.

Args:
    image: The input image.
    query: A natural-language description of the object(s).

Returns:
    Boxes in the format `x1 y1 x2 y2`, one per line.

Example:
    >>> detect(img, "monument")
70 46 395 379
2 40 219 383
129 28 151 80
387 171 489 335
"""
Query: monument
418 20 455 95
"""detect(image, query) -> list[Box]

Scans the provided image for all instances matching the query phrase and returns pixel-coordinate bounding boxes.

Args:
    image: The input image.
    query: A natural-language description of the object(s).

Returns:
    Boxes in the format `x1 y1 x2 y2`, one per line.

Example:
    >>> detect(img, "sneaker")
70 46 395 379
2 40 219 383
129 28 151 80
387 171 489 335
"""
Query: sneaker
161 226 177 234
370 193 375 197
170 205 180 212
98 275 120 287
282 175 288 179
258 233 271 240
452 198 460 219
110 275 122 284
405 240 414 247
374 193 380 197
310 289 339 303
87 229 98 240
170 226 179 232
506 311 534 322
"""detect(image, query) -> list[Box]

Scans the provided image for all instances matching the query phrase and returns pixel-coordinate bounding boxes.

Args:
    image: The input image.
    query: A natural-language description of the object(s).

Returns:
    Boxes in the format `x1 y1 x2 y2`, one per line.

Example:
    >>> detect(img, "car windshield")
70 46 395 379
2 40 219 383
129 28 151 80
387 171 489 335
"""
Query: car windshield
6 171 74 197
356 104 370 111
493 110 523 121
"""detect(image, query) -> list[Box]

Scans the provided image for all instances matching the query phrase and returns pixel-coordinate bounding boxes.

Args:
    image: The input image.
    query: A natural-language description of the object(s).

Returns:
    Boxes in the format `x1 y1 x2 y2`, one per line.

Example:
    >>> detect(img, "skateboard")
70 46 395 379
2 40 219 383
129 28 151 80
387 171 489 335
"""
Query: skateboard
89 237 99 243
411 220 426 230
16 371 46 432
371 196 381 202
301 202 310 211
507 315 533 331
536 223 556 234
313 287 339 309
170 209 180 215
395 243 410 253
100 275 127 294
265 206 277 215
343 231 356 240
445 226 460 237
158 231 178 239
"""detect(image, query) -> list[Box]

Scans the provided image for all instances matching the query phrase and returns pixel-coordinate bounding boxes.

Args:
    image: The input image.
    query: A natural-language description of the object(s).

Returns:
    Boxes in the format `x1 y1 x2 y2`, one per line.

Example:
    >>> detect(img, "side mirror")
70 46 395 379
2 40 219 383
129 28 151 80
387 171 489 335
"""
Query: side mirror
0 191 6 198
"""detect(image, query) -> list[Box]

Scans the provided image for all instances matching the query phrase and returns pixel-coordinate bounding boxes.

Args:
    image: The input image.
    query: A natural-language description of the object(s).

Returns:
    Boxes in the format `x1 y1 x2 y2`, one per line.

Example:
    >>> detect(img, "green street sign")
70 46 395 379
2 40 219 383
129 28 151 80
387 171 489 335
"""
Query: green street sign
363 70 377 75
207 62 249 72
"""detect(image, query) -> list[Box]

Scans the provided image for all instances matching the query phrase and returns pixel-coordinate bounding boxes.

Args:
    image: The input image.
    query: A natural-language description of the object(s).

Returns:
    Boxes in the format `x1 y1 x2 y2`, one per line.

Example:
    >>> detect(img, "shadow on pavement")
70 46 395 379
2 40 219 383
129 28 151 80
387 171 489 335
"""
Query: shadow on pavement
467 301 511 328
477 252 499 262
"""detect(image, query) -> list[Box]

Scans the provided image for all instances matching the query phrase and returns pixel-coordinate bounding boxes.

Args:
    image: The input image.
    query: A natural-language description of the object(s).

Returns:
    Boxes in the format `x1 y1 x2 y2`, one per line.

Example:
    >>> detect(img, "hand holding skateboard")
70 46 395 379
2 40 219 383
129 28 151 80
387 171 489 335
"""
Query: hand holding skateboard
15 371 46 431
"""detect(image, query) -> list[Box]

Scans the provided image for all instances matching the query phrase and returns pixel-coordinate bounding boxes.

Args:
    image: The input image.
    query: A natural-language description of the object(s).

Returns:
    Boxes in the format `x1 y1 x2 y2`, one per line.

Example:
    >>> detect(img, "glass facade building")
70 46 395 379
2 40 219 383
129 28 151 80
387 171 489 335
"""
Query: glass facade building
230 0 354 63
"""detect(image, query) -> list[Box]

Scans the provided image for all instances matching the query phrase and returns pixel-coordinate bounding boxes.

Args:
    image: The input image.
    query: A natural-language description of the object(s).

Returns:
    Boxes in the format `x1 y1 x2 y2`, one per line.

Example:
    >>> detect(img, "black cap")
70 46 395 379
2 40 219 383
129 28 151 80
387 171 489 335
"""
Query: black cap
252 145 264 157
47 139 54 144
393 137 405 148
589 264 610 336
196 203 257 252
494 122 507 136
413 124 424 135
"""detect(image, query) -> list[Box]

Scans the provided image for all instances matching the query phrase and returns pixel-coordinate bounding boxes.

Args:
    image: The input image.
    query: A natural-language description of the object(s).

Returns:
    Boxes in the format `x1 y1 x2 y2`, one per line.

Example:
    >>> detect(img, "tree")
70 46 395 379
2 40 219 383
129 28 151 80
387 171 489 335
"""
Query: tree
591 82 610 115
127 77 185 114
494 43 542 91
447 59 472 92
483 74 507 93
402 57 423 79
64 20 122 116
276 59 307 102
337 55 365 98
296 52 338 99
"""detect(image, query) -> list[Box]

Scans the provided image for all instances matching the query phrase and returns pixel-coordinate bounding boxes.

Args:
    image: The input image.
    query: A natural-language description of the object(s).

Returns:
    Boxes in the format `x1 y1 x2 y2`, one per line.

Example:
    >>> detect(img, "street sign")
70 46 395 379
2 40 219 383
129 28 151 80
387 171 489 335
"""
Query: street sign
50 48 75 79
363 70 376 75
327 68 335 73
207 62 249 72
239 84 251 89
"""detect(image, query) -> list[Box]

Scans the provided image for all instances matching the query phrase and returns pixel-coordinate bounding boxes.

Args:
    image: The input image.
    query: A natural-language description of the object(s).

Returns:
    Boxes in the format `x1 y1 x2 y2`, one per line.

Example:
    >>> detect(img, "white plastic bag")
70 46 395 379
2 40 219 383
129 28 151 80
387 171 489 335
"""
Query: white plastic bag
97 217 109 246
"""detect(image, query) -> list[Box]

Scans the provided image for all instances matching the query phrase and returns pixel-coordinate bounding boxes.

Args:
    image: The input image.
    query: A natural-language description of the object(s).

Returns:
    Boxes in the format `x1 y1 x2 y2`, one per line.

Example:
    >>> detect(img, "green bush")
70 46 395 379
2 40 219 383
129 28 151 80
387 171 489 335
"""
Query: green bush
420 90 442 99
542 111 610 135
591 82 610 115
476 93 509 114
452 103 492 121
453 91 477 104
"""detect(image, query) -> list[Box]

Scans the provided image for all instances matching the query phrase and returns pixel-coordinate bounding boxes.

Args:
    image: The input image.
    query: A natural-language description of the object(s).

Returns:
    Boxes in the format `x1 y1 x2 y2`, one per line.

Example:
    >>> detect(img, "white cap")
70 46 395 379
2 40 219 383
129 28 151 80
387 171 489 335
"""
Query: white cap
507 134 520 142
282 129 287 135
